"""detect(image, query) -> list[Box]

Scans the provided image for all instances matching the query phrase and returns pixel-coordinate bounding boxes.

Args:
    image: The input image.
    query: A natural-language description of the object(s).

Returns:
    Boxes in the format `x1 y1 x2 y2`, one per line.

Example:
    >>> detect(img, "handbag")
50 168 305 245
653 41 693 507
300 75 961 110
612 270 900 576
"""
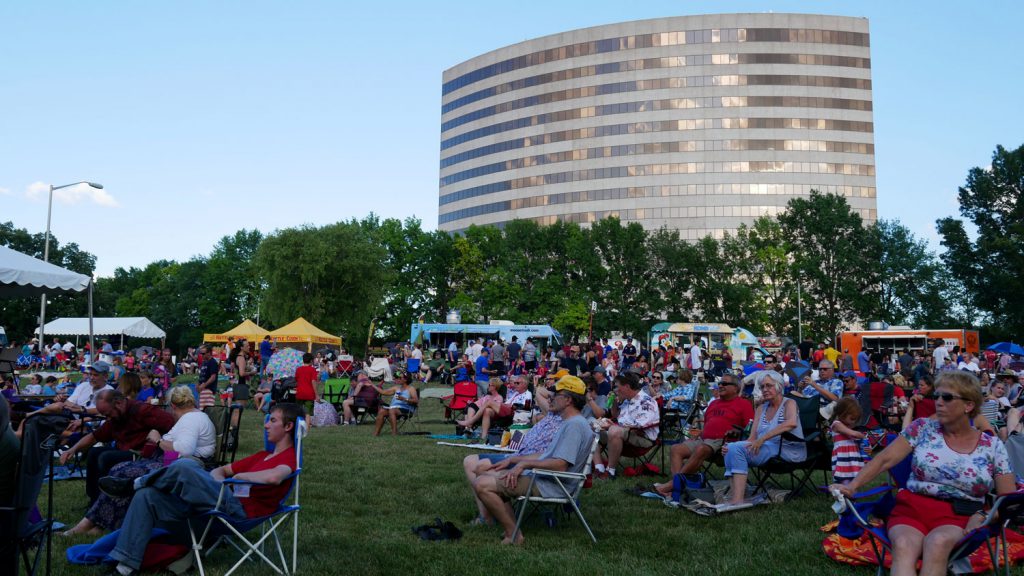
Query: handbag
312 400 339 427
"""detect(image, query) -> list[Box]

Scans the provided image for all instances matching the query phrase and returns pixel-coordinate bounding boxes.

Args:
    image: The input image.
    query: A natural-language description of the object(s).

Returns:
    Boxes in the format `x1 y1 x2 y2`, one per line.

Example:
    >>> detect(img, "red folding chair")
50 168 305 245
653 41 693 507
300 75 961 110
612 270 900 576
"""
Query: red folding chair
442 380 478 422
335 355 354 378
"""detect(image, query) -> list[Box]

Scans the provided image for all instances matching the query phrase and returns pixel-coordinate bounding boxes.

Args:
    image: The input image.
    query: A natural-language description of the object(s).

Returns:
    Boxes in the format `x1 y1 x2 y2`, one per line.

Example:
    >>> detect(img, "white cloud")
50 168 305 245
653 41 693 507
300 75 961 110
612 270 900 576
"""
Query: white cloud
24 181 119 207
0 187 10 196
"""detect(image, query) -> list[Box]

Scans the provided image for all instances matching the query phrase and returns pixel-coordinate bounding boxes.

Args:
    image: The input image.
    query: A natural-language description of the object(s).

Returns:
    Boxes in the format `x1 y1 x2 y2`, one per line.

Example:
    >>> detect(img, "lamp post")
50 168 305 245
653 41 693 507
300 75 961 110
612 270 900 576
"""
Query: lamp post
38 181 104 351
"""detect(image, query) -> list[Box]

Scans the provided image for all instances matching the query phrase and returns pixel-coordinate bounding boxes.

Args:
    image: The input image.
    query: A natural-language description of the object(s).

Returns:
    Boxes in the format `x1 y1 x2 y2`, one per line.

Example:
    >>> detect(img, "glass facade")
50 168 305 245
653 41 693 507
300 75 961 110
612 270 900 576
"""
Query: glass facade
439 14 876 235
441 118 874 168
441 95 872 150
443 26 869 94
443 53 870 114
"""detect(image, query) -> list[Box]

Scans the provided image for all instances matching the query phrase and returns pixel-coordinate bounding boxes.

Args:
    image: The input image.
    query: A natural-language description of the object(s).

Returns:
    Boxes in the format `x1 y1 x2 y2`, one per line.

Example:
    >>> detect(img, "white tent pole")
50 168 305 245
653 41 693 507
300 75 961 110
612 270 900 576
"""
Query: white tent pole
88 281 95 362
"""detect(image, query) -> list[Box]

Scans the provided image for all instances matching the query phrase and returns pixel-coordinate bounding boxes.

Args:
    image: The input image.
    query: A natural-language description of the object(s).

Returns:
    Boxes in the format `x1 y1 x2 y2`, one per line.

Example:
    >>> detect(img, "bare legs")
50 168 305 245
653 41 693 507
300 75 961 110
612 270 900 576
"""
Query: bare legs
373 407 401 436
472 471 525 545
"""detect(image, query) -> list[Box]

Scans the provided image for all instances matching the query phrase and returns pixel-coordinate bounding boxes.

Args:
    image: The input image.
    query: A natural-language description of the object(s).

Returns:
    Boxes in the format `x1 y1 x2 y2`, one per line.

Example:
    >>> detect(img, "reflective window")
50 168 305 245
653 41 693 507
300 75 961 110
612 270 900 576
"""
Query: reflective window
440 118 874 168
442 74 871 131
440 139 874 186
444 27 870 95
441 96 872 149
439 162 876 205
444 194 876 230
436 179 876 213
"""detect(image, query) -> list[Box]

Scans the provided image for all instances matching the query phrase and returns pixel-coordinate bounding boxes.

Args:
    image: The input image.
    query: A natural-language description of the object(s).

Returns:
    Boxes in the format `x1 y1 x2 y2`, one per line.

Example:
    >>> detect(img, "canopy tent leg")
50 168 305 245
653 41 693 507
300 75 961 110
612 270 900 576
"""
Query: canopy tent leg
88 281 94 363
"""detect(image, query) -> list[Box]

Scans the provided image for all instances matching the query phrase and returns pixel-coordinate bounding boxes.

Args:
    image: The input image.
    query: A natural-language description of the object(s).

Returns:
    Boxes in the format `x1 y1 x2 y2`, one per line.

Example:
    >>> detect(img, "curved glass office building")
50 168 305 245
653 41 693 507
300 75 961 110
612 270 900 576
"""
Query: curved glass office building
439 14 876 238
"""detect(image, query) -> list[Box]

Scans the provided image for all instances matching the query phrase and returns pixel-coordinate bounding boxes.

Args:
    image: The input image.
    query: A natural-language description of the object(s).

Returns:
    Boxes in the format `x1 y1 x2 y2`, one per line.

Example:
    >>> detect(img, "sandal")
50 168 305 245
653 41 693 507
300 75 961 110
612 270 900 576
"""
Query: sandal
468 516 492 527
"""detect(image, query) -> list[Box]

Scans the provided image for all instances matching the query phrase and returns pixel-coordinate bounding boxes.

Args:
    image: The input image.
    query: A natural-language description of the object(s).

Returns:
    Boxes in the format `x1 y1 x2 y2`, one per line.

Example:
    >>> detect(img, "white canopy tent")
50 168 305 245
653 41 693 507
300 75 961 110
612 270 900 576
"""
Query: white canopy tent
0 244 96 354
0 244 91 297
40 317 165 344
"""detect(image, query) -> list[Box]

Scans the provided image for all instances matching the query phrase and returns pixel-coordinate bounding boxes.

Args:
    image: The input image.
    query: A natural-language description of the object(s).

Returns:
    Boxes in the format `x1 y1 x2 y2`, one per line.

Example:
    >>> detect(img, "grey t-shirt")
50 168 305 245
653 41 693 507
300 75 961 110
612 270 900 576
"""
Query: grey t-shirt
524 414 595 498
523 342 537 361
491 344 506 363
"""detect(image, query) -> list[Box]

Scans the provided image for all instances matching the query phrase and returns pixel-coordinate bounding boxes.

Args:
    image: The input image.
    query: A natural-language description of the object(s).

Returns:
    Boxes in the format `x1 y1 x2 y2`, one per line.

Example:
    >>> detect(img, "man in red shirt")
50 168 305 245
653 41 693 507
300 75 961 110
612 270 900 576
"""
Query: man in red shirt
103 403 303 575
652 372 753 497
58 389 175 504
293 352 320 415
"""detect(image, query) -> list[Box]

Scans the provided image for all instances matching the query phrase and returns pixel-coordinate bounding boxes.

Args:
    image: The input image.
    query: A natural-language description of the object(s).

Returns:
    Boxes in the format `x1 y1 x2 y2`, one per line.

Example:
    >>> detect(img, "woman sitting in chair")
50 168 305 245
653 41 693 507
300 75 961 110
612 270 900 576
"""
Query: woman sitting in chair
373 370 419 436
832 371 1015 576
456 377 506 432
720 371 804 510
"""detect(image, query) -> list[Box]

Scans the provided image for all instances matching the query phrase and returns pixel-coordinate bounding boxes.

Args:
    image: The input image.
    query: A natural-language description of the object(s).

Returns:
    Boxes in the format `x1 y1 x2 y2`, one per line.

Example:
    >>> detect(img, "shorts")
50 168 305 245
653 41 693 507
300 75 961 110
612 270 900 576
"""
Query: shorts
889 489 970 534
496 471 543 498
680 437 724 454
599 428 655 449
497 404 514 418
477 453 511 464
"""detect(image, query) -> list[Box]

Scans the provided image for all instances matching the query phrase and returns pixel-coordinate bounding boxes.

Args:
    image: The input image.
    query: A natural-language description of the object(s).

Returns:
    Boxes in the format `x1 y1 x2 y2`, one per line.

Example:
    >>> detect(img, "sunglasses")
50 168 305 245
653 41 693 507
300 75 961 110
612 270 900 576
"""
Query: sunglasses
936 392 966 402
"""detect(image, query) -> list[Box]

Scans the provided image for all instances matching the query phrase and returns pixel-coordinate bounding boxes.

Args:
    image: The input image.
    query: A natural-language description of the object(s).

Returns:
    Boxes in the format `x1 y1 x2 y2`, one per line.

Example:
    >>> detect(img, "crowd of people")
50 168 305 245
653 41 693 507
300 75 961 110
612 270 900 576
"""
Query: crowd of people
4 329 1024 571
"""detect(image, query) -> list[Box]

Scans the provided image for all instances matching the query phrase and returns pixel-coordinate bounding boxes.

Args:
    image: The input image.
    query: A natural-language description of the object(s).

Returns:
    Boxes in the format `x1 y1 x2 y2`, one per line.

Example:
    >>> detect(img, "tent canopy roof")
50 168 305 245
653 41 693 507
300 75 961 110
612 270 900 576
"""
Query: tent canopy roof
39 317 165 339
203 319 270 343
0 244 92 298
269 317 341 347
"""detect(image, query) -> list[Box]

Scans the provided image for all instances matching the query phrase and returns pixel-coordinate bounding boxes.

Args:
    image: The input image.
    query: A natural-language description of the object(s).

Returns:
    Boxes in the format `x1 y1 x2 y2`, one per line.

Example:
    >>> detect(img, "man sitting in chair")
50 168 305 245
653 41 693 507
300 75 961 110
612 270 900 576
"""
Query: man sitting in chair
99 403 304 576
652 372 753 497
472 375 594 545
593 372 660 479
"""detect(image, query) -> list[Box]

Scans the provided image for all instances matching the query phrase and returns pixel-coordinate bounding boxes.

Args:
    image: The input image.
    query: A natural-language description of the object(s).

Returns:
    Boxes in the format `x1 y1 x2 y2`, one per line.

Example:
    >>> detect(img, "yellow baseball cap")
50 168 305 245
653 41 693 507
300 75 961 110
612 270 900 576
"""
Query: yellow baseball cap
551 368 570 379
555 375 585 395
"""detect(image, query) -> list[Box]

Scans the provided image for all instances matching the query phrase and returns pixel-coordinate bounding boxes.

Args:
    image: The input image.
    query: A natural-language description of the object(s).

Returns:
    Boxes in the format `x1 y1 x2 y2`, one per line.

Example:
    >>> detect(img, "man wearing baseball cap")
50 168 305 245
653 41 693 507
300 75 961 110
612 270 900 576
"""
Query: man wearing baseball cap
472 374 595 545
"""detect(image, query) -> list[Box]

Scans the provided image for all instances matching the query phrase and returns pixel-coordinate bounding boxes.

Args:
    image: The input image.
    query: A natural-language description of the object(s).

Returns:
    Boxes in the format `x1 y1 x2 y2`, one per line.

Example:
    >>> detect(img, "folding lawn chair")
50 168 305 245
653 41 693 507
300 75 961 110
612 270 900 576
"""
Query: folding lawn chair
512 434 600 543
751 393 831 500
322 378 350 411
617 421 663 474
205 404 244 468
0 411 69 576
441 380 478 423
351 385 381 424
189 417 307 576
335 355 354 378
831 454 1024 576
384 386 421 433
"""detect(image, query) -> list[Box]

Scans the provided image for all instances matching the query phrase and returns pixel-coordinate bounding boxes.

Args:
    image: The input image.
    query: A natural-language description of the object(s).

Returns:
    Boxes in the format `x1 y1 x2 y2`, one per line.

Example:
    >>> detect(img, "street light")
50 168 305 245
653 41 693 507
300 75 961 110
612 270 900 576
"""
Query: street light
38 181 104 351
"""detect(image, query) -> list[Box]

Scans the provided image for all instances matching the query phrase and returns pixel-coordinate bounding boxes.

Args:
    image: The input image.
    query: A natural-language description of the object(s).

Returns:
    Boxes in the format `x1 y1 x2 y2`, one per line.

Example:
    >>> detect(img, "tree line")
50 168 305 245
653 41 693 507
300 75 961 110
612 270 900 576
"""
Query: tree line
2 143 1020 354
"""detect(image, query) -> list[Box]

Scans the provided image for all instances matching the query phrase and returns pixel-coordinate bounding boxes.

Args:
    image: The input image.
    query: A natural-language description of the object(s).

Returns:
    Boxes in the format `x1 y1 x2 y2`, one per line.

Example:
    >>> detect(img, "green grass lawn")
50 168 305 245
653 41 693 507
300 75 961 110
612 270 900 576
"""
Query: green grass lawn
46 396 879 576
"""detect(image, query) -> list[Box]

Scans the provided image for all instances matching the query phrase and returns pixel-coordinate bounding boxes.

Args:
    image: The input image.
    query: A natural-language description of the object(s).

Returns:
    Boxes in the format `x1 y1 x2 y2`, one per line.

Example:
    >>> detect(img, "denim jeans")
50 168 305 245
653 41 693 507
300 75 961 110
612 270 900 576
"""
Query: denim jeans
109 459 245 569
723 440 778 477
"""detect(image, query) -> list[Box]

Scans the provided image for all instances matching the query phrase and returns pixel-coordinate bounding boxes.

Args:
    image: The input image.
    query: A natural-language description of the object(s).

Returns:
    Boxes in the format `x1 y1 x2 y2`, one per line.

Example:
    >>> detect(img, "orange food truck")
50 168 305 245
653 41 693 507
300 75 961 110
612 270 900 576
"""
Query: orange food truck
836 328 980 359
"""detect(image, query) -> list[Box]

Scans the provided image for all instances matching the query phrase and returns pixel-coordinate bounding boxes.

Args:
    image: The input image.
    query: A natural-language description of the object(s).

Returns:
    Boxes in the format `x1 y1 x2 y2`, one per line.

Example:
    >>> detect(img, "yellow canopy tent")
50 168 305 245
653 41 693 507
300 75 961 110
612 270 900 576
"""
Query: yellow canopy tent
269 317 342 352
203 319 270 343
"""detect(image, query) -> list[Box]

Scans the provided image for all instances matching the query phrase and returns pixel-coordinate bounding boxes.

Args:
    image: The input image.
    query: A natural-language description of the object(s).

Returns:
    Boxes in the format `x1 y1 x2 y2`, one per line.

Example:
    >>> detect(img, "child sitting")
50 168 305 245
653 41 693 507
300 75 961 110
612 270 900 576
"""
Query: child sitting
830 397 867 484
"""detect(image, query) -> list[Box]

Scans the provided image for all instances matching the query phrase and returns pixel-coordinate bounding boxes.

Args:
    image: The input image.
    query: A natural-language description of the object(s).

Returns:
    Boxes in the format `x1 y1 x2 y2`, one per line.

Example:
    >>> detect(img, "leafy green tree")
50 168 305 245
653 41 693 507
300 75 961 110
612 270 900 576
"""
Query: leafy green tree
738 217 796 336
200 229 264 333
778 191 874 341
255 222 387 353
588 218 657 338
864 219 952 327
646 227 699 321
936 143 1024 333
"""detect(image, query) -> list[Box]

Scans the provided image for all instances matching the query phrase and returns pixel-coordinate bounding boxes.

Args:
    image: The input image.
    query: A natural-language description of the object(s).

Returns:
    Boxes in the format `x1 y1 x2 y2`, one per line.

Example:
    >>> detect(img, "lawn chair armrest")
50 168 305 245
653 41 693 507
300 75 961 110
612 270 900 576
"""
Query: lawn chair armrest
223 477 270 487
531 469 586 482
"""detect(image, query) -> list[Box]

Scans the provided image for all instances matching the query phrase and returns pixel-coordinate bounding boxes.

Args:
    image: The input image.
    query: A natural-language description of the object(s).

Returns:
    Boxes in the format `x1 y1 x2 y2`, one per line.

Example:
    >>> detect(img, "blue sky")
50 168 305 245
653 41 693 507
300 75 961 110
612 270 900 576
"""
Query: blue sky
2 1 1021 276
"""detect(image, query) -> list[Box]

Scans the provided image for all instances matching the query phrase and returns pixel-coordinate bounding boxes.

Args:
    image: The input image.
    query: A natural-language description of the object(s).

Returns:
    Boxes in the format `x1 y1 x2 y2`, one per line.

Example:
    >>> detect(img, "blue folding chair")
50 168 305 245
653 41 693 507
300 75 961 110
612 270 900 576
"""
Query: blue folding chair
832 452 1024 576
188 416 307 576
